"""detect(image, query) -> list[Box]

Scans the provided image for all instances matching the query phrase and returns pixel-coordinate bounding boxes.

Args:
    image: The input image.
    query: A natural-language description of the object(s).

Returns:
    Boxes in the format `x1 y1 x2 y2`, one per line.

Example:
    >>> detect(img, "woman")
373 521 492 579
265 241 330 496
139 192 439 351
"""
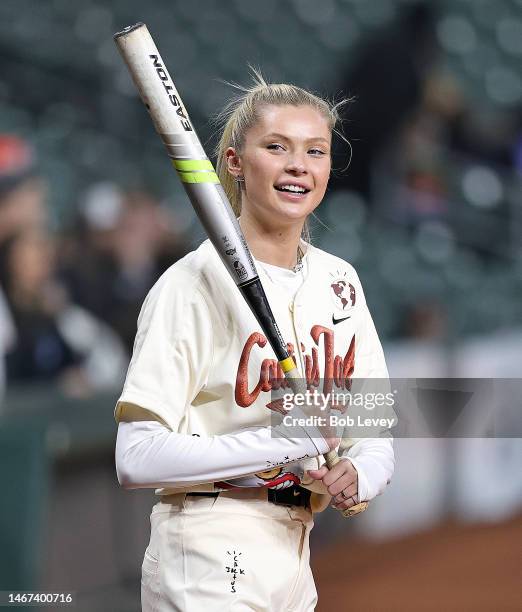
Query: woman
0 229 127 394
115 75 394 611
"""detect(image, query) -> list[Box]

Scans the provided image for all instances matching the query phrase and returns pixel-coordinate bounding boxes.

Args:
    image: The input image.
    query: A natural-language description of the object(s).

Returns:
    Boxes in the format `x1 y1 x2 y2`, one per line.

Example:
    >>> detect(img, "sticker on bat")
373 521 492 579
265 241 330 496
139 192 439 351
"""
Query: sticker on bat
233 260 248 281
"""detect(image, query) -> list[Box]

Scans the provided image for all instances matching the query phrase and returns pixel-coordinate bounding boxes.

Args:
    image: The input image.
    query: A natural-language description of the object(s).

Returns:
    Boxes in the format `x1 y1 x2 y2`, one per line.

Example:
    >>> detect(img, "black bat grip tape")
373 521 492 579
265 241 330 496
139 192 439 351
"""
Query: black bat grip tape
239 277 289 363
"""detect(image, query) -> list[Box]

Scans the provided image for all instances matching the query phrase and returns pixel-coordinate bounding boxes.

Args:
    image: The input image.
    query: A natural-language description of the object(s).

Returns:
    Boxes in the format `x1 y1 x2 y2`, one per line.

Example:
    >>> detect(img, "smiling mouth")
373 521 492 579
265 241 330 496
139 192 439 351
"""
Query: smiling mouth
274 185 310 195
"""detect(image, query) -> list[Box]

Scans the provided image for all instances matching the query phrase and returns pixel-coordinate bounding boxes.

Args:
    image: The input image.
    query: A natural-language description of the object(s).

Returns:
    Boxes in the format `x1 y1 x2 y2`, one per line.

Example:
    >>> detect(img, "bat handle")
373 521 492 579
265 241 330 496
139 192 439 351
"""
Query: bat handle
324 449 340 469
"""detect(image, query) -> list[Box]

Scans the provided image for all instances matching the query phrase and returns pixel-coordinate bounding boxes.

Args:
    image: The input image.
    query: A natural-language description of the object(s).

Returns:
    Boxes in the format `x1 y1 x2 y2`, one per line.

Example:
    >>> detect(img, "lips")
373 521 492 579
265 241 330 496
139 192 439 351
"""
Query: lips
274 182 311 195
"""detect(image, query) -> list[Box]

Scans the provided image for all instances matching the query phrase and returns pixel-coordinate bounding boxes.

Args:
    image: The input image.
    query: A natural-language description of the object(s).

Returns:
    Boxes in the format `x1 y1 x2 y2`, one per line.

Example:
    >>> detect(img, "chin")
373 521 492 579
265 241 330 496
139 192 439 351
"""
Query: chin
272 208 310 226
276 200 307 213
275 201 319 223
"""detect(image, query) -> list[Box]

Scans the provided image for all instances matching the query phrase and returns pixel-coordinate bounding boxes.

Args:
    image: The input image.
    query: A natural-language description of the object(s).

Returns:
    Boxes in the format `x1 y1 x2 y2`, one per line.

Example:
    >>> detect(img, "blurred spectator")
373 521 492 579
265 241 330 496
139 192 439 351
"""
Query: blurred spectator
0 229 127 396
0 134 48 406
331 2 439 201
0 135 48 242
61 184 189 352
374 68 515 258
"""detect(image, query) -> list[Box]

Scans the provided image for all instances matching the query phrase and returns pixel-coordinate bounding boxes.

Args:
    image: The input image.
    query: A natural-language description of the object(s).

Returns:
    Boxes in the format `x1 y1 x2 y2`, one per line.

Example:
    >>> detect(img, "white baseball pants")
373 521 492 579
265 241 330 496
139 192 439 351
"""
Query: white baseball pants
141 489 317 611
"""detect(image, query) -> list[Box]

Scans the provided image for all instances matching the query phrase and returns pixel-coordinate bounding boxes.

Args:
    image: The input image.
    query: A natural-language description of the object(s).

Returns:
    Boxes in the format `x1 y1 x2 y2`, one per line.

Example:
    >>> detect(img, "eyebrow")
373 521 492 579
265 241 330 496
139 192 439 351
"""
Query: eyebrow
263 132 330 144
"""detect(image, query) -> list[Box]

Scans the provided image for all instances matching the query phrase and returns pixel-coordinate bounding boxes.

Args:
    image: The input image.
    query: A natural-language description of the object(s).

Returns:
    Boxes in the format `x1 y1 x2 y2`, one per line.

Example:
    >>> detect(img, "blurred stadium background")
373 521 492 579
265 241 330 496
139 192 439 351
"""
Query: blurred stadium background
0 0 521 610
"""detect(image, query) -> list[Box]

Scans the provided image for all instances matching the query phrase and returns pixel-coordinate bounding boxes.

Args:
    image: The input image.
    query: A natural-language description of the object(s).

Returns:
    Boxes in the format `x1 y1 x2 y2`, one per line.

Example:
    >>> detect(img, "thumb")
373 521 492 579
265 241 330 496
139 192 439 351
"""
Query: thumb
306 466 329 480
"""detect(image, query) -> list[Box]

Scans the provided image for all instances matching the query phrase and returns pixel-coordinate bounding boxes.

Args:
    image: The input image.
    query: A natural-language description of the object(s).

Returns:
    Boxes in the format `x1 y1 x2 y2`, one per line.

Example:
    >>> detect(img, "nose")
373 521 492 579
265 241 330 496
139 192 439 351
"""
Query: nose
285 152 307 175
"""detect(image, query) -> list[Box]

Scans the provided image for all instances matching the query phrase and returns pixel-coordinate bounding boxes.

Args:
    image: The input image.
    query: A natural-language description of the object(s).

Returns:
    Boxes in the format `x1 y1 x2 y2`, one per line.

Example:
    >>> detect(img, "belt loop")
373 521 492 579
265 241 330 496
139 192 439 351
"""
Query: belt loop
181 492 189 511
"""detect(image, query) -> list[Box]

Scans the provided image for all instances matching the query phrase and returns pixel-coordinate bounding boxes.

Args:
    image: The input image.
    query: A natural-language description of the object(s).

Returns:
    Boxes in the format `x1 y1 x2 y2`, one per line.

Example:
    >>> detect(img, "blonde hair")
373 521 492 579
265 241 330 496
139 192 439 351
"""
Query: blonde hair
214 70 349 234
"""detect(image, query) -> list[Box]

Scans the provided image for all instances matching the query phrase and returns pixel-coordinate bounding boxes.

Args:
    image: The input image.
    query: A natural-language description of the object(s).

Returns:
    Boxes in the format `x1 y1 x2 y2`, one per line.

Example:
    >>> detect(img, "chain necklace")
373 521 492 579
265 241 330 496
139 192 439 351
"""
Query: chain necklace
293 245 304 273
257 245 306 285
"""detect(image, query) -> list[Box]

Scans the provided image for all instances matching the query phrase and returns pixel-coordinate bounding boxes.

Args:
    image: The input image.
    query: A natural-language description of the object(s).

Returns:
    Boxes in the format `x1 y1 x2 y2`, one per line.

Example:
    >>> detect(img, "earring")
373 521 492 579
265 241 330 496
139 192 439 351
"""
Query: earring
235 175 244 183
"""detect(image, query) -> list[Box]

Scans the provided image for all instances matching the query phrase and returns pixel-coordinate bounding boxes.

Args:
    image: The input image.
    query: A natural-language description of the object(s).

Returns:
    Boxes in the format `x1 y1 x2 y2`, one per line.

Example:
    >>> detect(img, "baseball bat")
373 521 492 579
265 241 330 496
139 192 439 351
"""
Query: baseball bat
114 23 367 517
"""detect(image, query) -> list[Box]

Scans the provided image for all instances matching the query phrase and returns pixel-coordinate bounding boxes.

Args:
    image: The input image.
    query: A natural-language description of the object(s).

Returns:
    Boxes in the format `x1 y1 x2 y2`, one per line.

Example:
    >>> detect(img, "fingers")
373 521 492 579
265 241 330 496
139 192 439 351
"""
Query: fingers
331 482 358 510
307 458 359 508
308 459 356 485
306 466 329 480
321 458 357 490
328 472 356 497
308 458 360 511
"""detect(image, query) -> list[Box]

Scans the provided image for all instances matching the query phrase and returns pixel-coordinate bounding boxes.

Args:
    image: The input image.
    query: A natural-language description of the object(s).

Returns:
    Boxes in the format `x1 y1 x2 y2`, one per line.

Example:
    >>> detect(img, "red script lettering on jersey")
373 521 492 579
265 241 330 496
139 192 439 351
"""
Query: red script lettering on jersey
235 326 355 407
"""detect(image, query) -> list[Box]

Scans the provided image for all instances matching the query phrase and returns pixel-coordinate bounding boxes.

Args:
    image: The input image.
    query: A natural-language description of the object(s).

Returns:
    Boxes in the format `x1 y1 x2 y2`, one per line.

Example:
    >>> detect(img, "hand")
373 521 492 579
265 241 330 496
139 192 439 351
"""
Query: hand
307 458 359 511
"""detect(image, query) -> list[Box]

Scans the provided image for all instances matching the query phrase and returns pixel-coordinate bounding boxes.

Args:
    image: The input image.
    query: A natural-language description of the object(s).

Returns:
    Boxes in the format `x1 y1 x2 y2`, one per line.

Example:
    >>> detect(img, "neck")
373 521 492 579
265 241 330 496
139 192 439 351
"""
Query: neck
239 209 304 270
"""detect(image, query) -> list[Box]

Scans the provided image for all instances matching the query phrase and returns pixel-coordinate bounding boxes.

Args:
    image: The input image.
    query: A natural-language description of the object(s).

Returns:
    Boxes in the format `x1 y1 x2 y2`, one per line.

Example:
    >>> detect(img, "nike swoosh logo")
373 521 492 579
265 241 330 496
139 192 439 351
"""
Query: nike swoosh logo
292 489 301 496
332 315 351 325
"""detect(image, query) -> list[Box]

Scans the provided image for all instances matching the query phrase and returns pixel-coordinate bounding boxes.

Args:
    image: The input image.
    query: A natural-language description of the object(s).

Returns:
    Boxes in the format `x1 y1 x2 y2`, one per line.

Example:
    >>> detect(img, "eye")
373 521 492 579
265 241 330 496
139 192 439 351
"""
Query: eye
266 143 285 151
308 148 326 156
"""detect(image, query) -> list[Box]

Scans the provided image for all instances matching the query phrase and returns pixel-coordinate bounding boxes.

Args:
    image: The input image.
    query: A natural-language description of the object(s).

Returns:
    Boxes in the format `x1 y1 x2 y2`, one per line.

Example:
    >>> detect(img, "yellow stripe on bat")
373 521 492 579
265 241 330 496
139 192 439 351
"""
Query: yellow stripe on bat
279 357 296 373
173 159 215 171
172 160 220 183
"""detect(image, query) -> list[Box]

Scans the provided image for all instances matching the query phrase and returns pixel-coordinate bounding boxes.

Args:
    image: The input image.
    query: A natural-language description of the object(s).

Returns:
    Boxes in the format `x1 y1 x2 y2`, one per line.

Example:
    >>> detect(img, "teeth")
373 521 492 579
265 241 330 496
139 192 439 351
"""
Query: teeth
277 184 306 193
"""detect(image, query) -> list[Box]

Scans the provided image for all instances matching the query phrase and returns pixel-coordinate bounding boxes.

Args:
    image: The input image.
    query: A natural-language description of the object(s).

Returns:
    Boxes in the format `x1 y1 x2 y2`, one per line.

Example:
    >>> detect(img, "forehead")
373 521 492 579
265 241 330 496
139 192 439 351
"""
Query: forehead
247 104 331 143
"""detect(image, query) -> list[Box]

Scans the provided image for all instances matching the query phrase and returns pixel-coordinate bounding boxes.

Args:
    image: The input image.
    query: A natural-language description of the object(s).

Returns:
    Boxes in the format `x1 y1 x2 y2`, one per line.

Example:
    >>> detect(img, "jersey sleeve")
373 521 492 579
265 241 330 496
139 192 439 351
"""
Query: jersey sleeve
115 270 213 431
115 418 329 491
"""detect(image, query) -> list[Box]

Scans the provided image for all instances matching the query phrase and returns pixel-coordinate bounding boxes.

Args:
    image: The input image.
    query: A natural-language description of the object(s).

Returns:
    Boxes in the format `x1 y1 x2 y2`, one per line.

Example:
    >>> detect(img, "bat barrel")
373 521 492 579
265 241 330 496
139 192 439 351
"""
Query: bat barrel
114 22 261 289
114 23 197 140
113 22 146 39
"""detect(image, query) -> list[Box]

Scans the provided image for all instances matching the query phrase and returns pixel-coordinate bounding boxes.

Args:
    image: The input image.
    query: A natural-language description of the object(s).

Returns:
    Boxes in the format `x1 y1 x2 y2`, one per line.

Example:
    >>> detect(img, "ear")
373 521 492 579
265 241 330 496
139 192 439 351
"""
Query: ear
225 147 243 179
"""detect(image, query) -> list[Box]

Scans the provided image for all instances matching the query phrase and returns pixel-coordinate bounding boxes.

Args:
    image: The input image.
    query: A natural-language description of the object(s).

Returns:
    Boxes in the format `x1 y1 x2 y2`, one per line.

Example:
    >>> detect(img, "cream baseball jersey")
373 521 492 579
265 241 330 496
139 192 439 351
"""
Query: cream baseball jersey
116 239 391 501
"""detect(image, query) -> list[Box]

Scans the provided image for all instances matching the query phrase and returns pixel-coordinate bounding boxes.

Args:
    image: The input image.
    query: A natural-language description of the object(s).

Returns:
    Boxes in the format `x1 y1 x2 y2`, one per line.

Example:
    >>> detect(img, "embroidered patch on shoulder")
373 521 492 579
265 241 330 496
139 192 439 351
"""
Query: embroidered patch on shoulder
329 270 356 312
